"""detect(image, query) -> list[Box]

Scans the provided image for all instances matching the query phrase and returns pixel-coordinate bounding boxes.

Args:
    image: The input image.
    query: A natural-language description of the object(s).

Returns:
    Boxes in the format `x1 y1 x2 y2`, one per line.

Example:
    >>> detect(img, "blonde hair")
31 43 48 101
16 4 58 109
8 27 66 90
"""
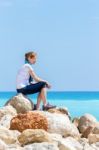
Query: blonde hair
25 51 37 61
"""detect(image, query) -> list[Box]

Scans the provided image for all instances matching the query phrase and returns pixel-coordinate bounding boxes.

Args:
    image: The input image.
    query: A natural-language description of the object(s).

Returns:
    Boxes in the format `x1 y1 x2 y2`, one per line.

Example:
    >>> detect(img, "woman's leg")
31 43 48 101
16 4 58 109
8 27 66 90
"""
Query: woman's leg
17 82 47 109
17 81 47 95
36 87 47 109
17 82 56 110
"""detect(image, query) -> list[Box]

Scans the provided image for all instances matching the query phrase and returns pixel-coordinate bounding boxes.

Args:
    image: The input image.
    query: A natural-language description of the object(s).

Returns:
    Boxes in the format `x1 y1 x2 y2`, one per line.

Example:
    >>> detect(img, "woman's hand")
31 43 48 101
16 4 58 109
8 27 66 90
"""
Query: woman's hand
29 69 51 89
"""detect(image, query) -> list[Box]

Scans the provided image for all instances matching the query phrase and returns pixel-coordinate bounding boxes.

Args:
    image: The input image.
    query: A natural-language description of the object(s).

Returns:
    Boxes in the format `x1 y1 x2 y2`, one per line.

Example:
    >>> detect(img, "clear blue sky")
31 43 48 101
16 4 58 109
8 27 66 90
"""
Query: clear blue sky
0 0 98 91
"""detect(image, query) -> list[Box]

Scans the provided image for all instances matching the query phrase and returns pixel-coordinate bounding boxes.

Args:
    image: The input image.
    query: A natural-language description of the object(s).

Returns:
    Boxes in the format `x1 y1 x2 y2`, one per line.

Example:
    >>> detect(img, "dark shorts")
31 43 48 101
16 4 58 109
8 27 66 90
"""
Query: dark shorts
16 81 47 95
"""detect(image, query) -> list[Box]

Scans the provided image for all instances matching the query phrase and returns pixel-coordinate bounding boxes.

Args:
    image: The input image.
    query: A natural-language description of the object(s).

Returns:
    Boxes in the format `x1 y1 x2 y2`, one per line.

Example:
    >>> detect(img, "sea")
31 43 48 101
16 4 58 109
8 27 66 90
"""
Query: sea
0 91 99 120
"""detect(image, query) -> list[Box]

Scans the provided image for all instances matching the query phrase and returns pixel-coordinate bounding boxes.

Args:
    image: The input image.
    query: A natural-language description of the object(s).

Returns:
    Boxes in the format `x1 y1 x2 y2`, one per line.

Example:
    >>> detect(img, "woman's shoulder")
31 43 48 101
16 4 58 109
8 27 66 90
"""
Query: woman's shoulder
24 63 31 67
23 63 33 71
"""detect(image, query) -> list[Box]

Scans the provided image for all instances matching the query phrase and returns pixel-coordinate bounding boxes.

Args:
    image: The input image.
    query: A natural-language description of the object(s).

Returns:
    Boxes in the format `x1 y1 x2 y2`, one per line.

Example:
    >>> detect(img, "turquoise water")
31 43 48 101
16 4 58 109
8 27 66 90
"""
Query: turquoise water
0 91 99 120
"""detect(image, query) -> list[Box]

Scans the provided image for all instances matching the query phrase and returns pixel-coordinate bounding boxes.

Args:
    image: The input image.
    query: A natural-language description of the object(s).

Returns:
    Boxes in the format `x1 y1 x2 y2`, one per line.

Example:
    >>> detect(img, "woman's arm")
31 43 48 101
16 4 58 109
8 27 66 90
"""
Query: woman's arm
29 69 51 88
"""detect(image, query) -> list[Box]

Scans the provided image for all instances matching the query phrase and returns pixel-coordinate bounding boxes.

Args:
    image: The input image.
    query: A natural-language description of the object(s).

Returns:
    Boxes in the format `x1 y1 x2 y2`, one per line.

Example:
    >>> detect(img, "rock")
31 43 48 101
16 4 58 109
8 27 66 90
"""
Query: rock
0 105 17 119
78 138 98 150
72 117 80 128
48 107 71 119
70 124 81 139
18 129 53 146
79 138 89 147
81 126 94 138
78 114 97 134
88 133 99 144
0 139 7 150
6 145 24 150
0 105 17 129
59 137 83 150
24 142 59 150
83 142 99 150
10 111 48 132
92 122 99 134
0 114 15 129
49 133 62 145
81 121 99 138
5 93 34 113
0 126 20 144
83 143 96 150
91 142 99 150
42 111 80 139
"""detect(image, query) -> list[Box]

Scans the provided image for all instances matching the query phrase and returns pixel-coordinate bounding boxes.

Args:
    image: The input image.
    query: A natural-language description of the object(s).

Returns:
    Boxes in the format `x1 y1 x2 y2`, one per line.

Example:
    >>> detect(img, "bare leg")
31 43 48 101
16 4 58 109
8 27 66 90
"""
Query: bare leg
36 93 42 110
36 87 47 109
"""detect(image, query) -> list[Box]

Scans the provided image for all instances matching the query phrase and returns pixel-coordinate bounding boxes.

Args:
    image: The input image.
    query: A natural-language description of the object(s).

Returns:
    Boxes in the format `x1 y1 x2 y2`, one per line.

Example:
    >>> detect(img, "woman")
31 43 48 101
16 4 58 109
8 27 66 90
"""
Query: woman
16 51 56 110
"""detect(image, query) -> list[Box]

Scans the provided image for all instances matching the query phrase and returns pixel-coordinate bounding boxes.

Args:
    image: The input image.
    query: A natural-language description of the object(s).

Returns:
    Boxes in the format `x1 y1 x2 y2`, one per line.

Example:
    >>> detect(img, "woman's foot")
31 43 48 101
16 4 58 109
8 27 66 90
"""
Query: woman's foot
33 104 37 110
42 103 56 111
33 104 42 110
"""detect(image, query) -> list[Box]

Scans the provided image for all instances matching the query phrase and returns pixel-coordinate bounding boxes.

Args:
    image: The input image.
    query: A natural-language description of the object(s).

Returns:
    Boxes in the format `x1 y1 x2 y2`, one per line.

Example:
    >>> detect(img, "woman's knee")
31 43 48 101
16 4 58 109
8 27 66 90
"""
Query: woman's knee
40 81 47 88
16 89 27 95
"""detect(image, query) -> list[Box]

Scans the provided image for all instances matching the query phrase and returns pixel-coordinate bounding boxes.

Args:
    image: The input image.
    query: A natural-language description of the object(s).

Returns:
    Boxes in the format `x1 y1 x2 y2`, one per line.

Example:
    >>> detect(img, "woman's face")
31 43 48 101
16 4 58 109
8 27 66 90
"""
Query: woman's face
28 56 37 64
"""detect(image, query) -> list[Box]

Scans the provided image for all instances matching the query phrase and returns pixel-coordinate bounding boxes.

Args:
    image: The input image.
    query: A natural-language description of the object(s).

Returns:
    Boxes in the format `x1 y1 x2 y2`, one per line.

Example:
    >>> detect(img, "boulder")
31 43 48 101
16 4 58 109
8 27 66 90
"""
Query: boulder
18 129 53 146
0 105 17 119
49 133 62 145
81 126 94 138
0 139 7 150
83 141 99 150
72 117 80 128
79 138 88 147
10 111 48 132
83 143 96 150
59 137 83 150
0 126 20 144
78 114 97 134
6 145 25 150
88 133 99 144
41 111 80 139
0 114 15 129
48 107 71 119
5 93 34 113
24 142 59 150
78 138 99 150
91 143 99 150
92 122 99 134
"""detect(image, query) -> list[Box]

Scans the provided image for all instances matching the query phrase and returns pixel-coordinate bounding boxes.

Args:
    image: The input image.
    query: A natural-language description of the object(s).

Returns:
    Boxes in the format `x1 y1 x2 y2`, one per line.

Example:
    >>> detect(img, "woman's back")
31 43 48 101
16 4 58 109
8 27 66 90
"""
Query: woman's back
16 63 33 89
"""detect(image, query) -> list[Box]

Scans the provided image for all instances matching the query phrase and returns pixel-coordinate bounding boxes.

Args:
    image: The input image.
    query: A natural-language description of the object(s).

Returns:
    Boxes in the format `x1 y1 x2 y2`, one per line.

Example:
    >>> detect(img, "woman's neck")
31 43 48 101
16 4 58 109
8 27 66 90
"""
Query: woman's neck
25 60 31 64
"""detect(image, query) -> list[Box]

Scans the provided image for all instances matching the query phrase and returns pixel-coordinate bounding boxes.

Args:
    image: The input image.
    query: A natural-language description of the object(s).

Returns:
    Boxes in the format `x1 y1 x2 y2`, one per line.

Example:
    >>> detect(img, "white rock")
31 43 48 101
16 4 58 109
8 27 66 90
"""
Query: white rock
91 142 99 150
50 133 62 145
83 142 99 150
24 142 59 150
41 111 80 138
6 145 24 150
83 143 95 150
79 138 88 147
0 114 14 129
59 137 83 150
0 105 17 119
72 117 80 127
0 139 7 150
0 126 20 144
5 93 34 113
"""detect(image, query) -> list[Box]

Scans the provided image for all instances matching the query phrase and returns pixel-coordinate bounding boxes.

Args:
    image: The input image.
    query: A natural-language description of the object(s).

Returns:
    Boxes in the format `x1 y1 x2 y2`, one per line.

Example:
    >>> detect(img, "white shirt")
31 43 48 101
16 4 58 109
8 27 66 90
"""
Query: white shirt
16 63 33 89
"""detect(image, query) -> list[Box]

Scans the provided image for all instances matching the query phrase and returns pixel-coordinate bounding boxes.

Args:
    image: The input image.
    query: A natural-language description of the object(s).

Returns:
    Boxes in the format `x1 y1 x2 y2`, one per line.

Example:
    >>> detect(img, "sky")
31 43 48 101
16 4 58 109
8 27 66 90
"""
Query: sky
0 0 98 91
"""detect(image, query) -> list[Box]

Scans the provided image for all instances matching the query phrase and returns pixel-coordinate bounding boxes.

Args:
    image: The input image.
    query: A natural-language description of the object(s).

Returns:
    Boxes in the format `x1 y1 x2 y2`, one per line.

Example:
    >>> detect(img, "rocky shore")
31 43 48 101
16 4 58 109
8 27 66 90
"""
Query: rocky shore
0 93 99 150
